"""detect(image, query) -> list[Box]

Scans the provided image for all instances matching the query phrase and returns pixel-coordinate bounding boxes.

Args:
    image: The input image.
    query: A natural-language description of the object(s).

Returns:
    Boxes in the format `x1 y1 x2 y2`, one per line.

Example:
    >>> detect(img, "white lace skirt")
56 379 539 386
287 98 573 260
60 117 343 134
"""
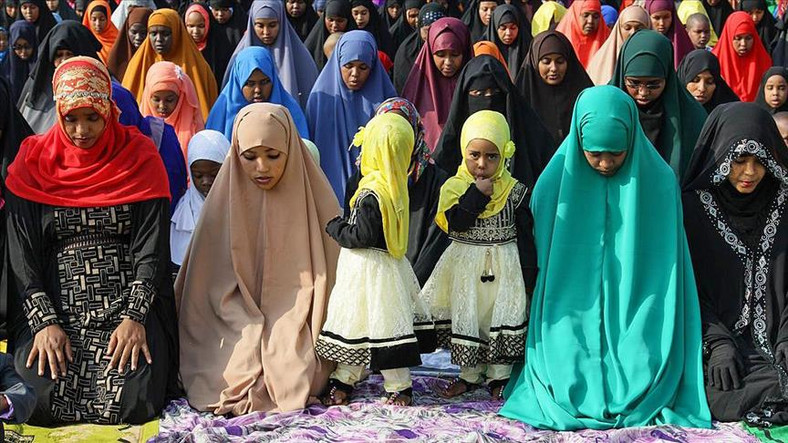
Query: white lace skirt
420 241 528 366
316 248 432 370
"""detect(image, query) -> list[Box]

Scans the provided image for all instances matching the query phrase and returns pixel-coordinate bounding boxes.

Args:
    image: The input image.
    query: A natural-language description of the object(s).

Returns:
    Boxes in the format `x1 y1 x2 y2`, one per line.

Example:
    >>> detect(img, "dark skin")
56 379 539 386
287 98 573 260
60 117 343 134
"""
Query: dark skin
191 160 222 197
149 25 173 55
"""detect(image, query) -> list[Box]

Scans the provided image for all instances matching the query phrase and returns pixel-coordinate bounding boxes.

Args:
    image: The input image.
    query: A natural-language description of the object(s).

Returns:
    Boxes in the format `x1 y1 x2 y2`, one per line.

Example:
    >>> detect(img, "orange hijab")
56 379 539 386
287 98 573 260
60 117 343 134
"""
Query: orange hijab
712 11 772 102
556 0 610 68
473 41 511 78
82 0 119 64
122 8 218 119
140 61 205 158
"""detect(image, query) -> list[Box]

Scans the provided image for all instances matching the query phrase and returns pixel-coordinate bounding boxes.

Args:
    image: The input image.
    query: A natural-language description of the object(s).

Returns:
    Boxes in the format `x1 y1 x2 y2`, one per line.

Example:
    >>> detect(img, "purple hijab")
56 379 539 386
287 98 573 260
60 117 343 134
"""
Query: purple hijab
646 0 693 66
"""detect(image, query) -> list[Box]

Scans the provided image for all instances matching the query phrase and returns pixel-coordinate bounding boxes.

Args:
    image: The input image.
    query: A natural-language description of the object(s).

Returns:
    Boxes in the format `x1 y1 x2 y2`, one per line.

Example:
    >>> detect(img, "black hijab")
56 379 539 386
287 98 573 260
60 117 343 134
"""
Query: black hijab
288 0 320 41
17 0 57 43
516 30 591 144
351 0 395 57
209 0 247 48
379 0 400 29
433 54 556 188
1 20 37 103
51 0 78 21
677 49 739 114
1 1 17 28
392 2 444 92
0 76 32 183
461 0 502 42
304 0 356 69
740 0 776 51
484 4 530 79
154 0 189 14
388 0 422 49
703 0 733 37
755 66 788 114
18 20 100 111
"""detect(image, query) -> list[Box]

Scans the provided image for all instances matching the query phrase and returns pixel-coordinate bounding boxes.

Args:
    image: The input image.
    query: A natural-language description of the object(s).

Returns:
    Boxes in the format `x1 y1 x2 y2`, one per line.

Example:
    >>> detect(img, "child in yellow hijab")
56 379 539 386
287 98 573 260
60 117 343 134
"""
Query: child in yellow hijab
316 112 434 407
421 110 537 400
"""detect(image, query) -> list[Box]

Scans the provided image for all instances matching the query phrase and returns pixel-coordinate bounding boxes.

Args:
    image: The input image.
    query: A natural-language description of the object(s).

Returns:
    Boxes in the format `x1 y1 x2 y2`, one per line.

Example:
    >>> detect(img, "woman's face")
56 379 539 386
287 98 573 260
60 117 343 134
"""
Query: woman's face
128 22 147 49
185 11 207 44
6 4 18 19
433 49 463 78
733 33 754 56
497 22 518 45
240 145 288 190
686 70 716 105
286 0 307 18
45 0 58 11
90 10 107 34
538 53 567 85
749 8 765 25
765 74 788 110
212 6 231 24
254 18 280 45
351 5 370 29
621 20 645 39
149 90 179 119
624 76 666 107
340 60 371 90
242 69 273 103
583 150 627 176
21 2 39 23
478 1 497 27
53 48 74 67
387 3 400 20
464 138 500 179
13 37 33 60
325 15 348 32
649 9 672 34
0 32 7 53
149 25 174 54
728 154 766 193
406 7 419 27
580 10 600 35
63 107 106 149
190 159 222 197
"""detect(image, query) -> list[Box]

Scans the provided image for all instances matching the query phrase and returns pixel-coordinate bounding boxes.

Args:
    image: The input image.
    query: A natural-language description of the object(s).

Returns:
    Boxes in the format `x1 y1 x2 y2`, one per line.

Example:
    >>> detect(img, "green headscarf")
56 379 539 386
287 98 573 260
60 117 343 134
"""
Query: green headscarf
609 29 707 178
499 86 711 431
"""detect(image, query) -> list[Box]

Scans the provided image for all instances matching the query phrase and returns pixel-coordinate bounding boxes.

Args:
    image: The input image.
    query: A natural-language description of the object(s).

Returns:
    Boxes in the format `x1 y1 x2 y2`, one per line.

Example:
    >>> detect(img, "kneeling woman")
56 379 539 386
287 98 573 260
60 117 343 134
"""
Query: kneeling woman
176 103 341 415
500 86 711 430
682 102 788 426
5 57 178 425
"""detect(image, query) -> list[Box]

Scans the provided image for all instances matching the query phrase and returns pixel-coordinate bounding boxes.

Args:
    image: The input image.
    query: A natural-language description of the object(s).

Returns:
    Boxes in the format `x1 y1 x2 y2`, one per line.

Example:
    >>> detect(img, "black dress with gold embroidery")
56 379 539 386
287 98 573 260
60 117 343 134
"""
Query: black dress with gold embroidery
5 193 178 426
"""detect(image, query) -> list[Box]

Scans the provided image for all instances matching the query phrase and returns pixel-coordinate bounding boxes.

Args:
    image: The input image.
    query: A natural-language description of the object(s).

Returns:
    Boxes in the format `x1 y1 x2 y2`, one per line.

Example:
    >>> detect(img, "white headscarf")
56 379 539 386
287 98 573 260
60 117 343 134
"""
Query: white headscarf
170 129 230 265
111 0 158 29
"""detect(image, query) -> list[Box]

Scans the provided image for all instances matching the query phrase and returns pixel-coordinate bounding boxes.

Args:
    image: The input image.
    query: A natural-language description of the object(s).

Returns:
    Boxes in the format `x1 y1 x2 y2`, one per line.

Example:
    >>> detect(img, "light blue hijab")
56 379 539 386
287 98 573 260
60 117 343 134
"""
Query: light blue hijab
206 46 309 141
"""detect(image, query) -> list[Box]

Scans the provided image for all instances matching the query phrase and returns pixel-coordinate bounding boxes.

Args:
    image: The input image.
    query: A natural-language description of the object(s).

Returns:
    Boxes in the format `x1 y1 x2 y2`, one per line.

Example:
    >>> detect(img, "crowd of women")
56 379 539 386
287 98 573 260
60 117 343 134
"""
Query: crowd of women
1 0 788 434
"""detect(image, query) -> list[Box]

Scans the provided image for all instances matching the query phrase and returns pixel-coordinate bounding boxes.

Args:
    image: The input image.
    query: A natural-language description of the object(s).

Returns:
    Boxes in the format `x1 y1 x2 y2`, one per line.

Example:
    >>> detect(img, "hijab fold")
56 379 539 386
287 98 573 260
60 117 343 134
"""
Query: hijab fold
304 0 356 69
755 66 788 113
586 5 650 85
531 1 566 36
107 7 152 80
82 0 119 64
644 0 693 66
712 11 772 102
677 49 739 113
483 4 531 77
2 20 37 103
392 2 444 92
556 0 610 67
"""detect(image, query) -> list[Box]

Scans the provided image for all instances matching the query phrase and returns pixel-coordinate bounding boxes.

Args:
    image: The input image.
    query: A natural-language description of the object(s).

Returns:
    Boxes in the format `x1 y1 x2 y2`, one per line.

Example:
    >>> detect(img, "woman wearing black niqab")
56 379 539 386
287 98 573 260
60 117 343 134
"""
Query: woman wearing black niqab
393 2 444 92
305 0 356 69
515 30 592 144
483 4 530 79
682 102 788 426
677 49 739 114
433 54 555 188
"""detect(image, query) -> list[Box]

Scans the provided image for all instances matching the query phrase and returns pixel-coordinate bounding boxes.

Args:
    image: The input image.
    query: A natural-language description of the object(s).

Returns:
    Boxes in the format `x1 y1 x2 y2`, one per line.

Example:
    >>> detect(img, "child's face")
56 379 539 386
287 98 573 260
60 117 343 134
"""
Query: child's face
0 33 8 53
583 150 627 177
190 159 222 198
149 90 179 119
239 146 288 190
464 138 500 179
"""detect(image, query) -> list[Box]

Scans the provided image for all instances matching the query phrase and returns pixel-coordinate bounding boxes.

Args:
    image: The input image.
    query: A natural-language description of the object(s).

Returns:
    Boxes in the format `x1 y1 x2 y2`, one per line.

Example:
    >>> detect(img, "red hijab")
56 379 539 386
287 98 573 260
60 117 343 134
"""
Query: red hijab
713 11 772 102
6 57 170 207
556 0 610 68
402 17 471 151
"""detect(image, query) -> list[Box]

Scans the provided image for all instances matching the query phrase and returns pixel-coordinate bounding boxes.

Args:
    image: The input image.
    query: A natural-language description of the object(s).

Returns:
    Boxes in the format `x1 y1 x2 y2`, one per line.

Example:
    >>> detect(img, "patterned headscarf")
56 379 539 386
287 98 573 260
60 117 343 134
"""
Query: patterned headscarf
53 55 115 121
374 97 431 183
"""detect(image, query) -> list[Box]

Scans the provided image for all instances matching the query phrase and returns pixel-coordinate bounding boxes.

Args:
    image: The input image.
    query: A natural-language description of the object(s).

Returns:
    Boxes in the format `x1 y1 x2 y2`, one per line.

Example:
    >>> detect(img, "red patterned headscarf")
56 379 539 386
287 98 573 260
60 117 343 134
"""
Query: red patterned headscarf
6 57 171 207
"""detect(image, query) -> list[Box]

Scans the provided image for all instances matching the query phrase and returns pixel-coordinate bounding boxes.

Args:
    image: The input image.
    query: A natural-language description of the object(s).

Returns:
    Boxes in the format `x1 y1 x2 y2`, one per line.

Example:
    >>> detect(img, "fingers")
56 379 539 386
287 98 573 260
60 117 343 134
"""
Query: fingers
142 344 152 365
107 332 117 356
46 349 58 380
65 339 74 363
26 345 39 369
55 346 67 377
118 343 132 375
108 341 121 371
38 349 47 378
131 344 139 371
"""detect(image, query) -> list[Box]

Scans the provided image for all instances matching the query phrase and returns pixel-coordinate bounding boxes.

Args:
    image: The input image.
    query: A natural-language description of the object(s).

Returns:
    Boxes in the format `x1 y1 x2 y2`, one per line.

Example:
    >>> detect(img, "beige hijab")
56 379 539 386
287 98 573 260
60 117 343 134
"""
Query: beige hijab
175 103 341 415
586 6 652 85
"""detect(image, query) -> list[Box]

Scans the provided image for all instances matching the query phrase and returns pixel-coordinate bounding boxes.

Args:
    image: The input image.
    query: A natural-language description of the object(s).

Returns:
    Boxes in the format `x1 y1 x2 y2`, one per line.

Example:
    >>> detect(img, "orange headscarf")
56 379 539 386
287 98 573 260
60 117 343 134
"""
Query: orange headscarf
556 0 610 68
122 8 218 119
712 11 772 102
140 61 205 158
82 0 119 64
473 41 511 78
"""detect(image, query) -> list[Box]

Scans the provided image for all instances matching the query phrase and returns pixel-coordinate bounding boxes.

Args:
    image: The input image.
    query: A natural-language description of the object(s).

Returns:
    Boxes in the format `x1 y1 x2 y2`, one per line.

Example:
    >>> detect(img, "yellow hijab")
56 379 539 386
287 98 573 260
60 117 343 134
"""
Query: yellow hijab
349 113 414 259
677 0 719 47
435 110 516 233
532 2 567 37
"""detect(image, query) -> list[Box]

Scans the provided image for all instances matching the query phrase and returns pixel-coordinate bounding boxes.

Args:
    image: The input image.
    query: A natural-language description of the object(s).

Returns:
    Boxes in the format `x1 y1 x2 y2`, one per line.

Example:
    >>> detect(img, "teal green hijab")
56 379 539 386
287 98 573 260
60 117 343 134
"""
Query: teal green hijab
499 86 711 431
609 30 706 178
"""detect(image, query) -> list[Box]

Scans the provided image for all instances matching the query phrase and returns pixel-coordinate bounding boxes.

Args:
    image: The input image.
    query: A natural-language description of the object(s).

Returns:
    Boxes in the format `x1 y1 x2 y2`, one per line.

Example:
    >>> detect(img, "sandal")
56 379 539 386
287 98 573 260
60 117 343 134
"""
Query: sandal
488 378 509 401
320 379 354 406
384 388 413 406
437 377 479 398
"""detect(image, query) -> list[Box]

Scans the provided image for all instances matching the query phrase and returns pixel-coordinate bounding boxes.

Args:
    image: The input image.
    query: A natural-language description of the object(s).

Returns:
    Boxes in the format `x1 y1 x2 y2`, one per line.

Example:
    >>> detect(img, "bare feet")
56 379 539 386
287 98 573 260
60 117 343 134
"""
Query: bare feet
436 378 475 398
320 382 352 406
490 384 505 400
384 388 413 406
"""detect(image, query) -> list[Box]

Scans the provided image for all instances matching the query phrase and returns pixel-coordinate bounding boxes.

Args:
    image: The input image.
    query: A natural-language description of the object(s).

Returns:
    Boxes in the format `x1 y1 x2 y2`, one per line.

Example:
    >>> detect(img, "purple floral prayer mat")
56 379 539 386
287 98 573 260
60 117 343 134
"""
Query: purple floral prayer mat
152 375 759 442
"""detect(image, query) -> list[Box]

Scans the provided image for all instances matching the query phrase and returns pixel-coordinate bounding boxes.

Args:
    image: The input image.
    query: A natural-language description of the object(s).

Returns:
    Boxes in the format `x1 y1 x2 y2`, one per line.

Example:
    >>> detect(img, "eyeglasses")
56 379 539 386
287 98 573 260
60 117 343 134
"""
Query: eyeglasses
13 44 32 51
624 79 664 91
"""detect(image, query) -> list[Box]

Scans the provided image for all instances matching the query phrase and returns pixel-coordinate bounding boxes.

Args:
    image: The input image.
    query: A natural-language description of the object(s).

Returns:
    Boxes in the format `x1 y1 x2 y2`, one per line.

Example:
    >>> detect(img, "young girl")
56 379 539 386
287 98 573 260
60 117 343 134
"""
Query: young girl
316 112 433 407
140 61 205 158
82 0 118 64
421 110 537 400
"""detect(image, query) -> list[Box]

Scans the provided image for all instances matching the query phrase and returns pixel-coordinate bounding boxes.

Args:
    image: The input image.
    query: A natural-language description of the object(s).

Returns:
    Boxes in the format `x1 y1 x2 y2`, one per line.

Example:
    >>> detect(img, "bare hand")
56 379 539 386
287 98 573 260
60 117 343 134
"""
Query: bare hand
475 177 494 197
107 319 151 375
26 324 72 380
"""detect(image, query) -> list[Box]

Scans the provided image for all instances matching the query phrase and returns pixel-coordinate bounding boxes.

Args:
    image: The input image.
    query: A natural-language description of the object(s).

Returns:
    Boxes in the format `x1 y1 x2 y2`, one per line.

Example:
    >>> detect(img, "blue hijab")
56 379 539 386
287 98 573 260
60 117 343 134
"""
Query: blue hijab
2 20 37 103
207 46 309 141
306 30 396 201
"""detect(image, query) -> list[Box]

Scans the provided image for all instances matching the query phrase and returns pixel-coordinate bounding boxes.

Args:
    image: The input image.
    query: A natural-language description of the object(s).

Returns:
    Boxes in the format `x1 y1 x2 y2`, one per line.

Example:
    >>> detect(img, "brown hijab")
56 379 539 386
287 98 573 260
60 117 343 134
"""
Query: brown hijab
106 7 152 80
175 103 341 415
